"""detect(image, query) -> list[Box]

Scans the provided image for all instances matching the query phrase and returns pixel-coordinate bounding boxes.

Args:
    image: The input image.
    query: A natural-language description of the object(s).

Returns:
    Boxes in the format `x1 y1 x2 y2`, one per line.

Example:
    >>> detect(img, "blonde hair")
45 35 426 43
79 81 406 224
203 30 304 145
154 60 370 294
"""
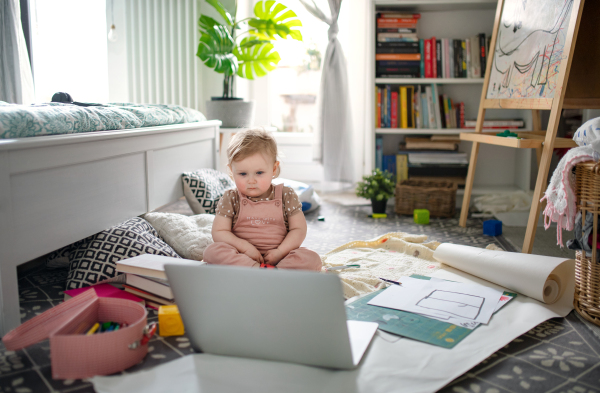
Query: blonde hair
227 128 281 177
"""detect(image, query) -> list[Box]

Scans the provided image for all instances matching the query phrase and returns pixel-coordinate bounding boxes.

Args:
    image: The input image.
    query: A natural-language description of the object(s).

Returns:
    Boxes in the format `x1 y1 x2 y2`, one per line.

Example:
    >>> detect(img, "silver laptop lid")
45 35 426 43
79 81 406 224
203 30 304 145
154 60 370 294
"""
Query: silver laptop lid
165 264 356 369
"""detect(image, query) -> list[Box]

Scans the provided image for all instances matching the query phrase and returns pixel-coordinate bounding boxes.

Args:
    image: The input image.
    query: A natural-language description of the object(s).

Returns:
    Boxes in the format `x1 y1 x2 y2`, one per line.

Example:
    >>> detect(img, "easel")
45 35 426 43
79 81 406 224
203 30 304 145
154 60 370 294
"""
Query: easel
459 0 600 253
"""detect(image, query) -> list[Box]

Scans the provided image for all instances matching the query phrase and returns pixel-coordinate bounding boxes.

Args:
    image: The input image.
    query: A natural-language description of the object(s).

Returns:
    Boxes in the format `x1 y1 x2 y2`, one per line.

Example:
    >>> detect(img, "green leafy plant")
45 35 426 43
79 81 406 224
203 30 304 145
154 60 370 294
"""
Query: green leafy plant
197 0 303 99
355 169 395 201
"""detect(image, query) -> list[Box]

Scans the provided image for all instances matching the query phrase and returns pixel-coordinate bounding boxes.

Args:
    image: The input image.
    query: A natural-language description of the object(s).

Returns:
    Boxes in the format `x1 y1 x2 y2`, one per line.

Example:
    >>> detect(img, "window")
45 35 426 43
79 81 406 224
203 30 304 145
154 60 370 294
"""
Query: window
30 0 109 103
247 0 328 137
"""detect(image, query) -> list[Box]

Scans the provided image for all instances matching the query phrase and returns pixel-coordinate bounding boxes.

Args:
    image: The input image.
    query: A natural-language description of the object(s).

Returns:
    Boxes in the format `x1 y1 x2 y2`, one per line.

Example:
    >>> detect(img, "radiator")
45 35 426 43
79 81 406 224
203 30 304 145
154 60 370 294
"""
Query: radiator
125 0 201 109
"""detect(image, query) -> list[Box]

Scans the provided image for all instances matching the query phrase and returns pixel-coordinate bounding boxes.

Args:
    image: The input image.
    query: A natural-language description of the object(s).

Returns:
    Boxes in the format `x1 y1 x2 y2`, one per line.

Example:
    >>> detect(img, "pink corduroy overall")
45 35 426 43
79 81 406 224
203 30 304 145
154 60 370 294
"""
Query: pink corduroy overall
203 184 322 271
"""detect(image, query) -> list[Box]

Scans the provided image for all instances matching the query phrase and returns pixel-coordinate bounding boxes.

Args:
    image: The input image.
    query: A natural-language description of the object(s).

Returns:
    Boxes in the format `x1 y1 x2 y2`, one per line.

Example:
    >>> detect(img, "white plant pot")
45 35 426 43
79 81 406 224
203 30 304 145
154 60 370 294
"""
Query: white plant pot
205 99 255 128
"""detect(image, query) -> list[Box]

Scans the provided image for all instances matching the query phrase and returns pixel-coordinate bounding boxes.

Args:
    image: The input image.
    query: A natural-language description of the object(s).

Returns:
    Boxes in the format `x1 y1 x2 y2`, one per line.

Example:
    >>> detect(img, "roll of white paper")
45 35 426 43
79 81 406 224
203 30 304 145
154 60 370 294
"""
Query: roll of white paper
433 244 575 305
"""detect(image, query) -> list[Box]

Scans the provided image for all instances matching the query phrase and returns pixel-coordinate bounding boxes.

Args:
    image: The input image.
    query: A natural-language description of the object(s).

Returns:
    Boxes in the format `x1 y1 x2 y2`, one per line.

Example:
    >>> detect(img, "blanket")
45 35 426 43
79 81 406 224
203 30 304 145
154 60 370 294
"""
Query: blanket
320 232 441 299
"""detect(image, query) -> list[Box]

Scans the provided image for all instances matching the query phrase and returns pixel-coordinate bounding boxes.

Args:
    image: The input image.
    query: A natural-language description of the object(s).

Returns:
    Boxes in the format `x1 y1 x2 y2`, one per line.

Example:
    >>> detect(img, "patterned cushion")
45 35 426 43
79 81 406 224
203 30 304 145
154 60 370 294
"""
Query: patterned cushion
66 217 180 290
181 169 235 214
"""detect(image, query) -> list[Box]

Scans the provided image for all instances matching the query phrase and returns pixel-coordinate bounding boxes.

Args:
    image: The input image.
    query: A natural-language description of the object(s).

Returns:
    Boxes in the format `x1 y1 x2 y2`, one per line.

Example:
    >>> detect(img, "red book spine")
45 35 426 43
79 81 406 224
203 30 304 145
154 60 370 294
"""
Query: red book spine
424 40 432 78
391 91 398 128
460 102 465 128
377 18 419 24
431 37 437 78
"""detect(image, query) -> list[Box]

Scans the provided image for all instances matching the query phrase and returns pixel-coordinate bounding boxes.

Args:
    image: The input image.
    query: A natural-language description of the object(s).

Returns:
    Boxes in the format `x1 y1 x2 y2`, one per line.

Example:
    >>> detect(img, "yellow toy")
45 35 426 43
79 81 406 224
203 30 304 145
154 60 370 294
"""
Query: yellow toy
158 305 185 337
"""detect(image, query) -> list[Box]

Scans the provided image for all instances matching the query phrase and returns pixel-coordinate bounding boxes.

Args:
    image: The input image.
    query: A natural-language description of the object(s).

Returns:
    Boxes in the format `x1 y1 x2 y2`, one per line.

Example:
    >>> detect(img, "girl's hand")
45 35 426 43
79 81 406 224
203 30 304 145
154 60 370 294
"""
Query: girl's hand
243 245 264 264
263 248 286 265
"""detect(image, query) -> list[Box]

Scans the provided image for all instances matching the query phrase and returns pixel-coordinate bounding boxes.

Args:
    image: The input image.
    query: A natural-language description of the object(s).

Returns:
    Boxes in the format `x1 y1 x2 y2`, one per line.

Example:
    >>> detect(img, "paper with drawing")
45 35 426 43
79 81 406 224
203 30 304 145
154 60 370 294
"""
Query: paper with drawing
368 277 503 325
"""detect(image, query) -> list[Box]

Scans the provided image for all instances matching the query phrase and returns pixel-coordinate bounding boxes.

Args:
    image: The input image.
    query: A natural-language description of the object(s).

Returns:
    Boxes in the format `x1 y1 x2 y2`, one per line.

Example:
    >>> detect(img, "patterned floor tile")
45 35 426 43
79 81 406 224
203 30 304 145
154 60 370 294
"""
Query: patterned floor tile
575 363 600 390
476 357 567 392
498 334 544 356
19 300 58 324
515 343 598 379
38 365 93 392
23 340 52 369
438 376 513 393
159 336 196 355
551 379 599 393
0 348 32 378
0 369 52 392
550 329 600 358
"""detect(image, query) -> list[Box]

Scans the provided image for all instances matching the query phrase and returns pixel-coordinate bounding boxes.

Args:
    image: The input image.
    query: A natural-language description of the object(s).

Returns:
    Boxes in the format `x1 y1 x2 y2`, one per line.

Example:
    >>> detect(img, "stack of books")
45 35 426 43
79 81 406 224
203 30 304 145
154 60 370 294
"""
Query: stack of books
376 12 421 78
379 136 470 186
375 84 465 129
420 34 489 78
116 254 206 309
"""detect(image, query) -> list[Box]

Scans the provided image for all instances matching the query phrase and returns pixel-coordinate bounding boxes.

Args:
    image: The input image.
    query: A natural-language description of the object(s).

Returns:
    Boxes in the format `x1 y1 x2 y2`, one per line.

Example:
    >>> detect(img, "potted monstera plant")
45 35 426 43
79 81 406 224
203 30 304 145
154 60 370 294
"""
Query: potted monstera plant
356 169 395 214
198 0 302 127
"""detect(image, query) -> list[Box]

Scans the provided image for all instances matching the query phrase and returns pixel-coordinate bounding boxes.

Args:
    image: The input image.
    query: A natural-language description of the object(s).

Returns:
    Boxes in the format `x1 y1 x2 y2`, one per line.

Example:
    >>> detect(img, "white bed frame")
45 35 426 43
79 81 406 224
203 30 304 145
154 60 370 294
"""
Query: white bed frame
0 120 221 335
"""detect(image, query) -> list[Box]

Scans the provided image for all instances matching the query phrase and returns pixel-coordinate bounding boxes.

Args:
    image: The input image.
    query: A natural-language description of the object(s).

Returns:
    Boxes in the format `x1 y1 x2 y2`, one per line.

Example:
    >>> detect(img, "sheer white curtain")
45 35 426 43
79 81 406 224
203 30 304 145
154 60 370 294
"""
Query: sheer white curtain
0 0 34 104
300 0 353 185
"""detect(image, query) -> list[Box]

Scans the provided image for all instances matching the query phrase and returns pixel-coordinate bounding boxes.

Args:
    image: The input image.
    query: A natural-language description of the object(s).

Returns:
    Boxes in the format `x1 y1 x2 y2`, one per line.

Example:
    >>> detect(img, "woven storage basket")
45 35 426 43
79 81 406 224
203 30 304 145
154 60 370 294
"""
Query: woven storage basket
395 180 457 218
574 161 600 326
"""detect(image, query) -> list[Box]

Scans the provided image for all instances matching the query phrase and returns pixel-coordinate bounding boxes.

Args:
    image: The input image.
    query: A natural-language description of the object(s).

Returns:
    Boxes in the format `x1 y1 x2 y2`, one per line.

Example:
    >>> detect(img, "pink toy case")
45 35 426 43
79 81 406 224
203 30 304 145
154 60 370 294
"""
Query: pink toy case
2 288 151 379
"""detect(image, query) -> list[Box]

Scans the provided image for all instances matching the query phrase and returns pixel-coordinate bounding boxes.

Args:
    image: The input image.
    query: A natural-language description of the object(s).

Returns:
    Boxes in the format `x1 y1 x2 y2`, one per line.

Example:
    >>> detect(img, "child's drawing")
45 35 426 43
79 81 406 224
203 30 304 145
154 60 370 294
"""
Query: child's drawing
486 0 573 99
417 290 484 320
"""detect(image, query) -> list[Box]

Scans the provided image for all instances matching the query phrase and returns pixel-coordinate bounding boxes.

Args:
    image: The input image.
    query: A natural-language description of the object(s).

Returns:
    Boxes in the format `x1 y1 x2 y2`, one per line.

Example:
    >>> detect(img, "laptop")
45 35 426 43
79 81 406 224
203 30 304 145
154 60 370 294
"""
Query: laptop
164 263 378 369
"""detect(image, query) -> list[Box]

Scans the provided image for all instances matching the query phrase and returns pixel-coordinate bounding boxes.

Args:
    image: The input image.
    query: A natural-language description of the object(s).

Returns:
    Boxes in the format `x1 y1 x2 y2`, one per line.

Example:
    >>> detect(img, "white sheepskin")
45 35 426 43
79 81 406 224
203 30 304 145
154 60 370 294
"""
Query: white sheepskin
143 213 214 261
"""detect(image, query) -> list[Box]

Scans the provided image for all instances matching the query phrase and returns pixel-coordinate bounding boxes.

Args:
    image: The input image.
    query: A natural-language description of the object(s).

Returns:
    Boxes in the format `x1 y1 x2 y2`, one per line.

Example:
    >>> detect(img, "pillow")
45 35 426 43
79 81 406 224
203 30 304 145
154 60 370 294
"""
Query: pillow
66 217 180 290
573 117 600 148
143 212 215 260
182 168 235 214
273 178 321 213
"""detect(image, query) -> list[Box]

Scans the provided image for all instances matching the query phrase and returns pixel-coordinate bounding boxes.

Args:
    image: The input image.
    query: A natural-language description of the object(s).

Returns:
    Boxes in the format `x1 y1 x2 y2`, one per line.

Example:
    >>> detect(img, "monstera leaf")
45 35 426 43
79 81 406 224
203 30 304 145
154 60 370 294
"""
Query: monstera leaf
249 1 302 41
197 23 238 75
206 0 234 26
233 37 281 79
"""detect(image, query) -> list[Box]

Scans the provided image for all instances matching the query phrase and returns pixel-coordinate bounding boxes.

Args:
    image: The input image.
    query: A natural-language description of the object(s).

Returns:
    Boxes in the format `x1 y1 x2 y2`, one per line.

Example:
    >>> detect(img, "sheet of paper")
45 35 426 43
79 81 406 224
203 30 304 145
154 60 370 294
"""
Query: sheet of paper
369 276 503 324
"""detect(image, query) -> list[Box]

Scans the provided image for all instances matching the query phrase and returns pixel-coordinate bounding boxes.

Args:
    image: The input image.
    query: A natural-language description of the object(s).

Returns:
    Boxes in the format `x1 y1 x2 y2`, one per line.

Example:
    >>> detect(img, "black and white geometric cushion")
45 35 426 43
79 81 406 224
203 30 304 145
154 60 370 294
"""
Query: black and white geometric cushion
181 168 235 214
45 239 86 269
65 217 180 290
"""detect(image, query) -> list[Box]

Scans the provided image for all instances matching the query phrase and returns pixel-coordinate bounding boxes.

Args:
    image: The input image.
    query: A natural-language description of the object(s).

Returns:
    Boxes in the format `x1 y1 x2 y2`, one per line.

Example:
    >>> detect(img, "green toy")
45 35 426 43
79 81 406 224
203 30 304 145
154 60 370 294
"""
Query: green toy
496 129 519 138
413 209 430 224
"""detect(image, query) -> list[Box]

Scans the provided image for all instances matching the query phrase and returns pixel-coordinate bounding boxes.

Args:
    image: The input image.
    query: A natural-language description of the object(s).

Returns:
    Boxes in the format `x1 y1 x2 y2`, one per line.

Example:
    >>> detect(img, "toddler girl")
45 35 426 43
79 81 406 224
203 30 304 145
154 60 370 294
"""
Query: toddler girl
203 129 322 271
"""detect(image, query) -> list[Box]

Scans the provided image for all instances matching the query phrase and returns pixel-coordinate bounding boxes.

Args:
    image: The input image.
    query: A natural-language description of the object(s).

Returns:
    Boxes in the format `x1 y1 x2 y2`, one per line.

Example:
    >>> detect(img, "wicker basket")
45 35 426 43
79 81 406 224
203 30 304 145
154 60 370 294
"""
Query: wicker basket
574 161 600 326
574 251 600 326
395 180 457 218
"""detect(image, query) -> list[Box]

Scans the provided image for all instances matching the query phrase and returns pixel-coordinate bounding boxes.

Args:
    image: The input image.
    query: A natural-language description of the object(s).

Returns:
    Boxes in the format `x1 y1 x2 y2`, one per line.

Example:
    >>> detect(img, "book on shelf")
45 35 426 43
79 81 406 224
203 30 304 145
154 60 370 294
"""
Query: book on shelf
464 119 525 128
391 91 398 128
378 33 418 41
377 12 421 20
377 27 417 33
408 152 469 165
376 53 421 61
407 163 469 178
115 254 204 280
404 137 459 151
479 33 487 75
376 136 383 170
396 154 409 183
382 155 397 179
125 273 173 300
400 87 408 128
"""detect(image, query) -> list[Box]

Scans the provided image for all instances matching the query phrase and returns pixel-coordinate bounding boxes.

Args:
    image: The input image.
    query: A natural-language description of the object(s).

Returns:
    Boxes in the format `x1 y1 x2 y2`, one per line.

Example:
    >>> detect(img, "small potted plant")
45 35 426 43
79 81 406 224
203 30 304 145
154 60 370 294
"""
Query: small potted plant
356 169 395 214
197 0 302 127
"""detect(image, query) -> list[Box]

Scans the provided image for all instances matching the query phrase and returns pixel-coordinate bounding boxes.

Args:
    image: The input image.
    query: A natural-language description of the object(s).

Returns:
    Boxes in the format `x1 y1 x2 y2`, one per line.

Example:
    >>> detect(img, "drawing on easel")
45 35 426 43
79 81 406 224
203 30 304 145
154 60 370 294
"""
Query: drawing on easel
416 290 484 320
486 0 573 99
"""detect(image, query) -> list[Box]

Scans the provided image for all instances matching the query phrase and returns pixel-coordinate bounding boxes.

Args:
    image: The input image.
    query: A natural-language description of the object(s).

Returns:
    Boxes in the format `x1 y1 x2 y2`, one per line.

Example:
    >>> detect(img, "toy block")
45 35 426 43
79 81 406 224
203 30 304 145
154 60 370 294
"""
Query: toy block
158 305 185 337
483 219 502 236
413 209 430 225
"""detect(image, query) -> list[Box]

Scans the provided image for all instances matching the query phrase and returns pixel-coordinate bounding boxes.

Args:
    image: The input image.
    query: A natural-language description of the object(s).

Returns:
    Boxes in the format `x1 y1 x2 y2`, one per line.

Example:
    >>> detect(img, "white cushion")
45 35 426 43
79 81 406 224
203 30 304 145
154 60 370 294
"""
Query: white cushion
143 212 214 261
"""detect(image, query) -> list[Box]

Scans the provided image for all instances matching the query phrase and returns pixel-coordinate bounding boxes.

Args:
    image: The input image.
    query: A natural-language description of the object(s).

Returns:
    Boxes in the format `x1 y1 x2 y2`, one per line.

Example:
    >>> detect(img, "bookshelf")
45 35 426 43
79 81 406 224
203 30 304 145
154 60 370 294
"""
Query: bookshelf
370 0 534 200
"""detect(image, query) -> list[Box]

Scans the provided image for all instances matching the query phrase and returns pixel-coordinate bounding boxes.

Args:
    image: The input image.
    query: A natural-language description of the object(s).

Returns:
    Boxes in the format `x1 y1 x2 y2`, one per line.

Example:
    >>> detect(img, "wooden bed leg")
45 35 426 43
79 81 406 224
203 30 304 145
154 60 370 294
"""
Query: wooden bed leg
460 141 480 227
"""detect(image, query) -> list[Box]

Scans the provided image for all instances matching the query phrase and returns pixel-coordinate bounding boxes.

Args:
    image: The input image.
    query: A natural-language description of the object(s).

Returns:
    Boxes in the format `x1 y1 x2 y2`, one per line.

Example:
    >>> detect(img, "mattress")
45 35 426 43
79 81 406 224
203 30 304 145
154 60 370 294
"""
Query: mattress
0 102 207 139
